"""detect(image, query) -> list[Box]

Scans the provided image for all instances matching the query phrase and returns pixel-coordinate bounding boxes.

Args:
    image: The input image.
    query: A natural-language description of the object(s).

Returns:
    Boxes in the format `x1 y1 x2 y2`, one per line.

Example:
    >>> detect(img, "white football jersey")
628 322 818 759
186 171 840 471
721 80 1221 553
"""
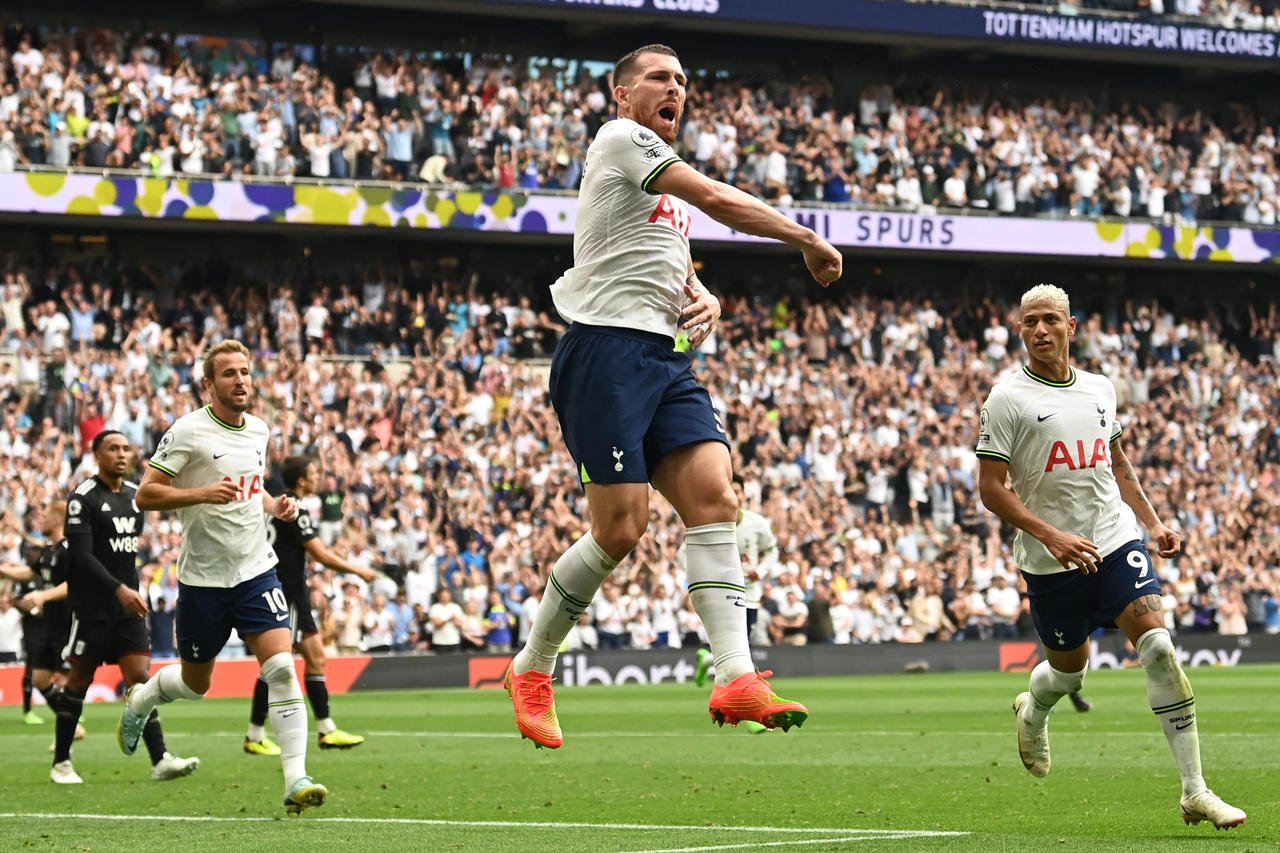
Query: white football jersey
550 117 689 338
737 508 778 608
975 365 1140 575
149 405 279 587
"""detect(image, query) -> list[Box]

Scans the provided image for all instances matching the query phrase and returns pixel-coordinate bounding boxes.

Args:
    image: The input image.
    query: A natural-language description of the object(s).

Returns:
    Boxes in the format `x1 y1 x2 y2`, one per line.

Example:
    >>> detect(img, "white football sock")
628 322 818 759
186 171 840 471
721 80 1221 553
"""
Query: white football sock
515 532 619 675
247 723 266 742
1137 627 1205 796
316 717 337 736
130 665 204 716
261 652 308 790
1023 660 1085 728
685 522 753 686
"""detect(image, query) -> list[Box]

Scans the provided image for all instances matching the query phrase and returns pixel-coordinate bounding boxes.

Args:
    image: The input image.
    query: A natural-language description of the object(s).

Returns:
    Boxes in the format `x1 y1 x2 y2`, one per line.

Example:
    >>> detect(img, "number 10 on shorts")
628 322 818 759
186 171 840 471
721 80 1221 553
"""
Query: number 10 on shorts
261 587 290 621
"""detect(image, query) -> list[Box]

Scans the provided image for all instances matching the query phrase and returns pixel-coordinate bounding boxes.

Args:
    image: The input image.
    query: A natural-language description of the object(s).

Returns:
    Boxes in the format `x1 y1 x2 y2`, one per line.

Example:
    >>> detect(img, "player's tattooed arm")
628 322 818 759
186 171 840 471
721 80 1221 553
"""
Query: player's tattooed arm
1112 438 1181 558
1111 439 1159 524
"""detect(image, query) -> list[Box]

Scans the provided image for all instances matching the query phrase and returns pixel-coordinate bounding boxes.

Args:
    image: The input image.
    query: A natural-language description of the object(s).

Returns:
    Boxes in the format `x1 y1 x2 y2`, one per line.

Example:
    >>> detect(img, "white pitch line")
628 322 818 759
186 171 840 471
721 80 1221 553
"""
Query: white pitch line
0 812 968 838
617 832 968 853
0 728 1256 740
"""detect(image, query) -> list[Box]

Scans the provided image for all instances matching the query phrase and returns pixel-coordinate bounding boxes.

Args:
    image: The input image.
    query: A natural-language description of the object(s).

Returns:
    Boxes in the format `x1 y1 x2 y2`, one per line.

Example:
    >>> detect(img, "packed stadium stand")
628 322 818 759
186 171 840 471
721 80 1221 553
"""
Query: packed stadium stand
0 1 1277 662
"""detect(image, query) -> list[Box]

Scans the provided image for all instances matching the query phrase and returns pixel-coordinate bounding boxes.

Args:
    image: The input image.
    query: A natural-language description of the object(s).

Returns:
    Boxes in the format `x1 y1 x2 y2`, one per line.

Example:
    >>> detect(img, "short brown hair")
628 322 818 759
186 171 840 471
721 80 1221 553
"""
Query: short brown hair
613 44 679 88
202 339 251 385
281 454 315 490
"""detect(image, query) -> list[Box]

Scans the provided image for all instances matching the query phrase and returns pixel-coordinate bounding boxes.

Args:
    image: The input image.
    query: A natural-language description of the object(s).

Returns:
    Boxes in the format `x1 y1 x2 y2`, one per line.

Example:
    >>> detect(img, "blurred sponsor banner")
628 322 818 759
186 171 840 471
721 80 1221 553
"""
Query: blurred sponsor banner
466 0 1280 63
4 172 1278 264
5 635 1265 701
0 656 370 706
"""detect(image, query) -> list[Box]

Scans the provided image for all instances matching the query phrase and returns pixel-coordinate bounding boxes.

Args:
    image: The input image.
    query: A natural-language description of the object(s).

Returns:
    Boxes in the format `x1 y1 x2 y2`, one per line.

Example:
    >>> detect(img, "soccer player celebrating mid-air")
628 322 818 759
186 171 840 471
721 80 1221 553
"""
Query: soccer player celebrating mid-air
505 43 842 749
118 340 328 814
243 454 381 756
976 284 1245 829
54 432 199 785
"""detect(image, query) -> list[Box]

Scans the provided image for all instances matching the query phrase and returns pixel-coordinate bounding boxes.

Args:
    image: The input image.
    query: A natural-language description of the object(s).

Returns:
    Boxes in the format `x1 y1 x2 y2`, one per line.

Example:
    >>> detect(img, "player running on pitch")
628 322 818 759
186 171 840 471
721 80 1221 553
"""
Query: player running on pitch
977 283 1244 830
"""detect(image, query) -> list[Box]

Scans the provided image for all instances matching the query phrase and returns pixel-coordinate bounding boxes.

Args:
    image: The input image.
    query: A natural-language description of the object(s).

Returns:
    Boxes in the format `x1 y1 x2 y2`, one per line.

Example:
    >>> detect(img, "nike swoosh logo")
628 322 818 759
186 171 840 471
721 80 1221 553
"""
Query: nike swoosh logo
1135 578 1157 590
213 452 228 459
1175 721 1193 730
1036 413 1054 422
276 613 289 621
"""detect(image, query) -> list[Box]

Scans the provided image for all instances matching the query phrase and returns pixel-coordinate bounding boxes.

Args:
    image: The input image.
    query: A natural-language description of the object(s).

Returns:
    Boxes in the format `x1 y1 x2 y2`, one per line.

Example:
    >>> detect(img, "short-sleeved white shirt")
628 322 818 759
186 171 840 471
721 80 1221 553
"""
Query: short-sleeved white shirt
737 508 778 607
737 509 778 569
975 365 1140 575
149 405 279 587
550 117 688 338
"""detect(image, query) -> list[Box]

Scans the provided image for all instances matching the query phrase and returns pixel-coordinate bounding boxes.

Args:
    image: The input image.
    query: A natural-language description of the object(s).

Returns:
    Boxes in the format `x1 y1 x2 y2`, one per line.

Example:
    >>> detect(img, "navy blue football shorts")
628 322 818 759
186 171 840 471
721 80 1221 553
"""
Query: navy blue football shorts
1022 539 1162 651
549 323 729 485
176 568 291 663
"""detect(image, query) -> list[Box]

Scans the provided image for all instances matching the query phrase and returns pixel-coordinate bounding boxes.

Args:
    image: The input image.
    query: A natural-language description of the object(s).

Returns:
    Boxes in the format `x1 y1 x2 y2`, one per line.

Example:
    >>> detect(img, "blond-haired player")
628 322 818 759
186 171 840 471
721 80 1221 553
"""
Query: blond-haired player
977 284 1244 829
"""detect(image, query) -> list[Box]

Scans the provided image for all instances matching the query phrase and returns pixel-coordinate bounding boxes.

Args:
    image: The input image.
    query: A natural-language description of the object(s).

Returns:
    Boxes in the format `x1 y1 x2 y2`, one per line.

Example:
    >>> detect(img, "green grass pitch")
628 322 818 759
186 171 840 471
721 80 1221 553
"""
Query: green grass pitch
1 664 1275 851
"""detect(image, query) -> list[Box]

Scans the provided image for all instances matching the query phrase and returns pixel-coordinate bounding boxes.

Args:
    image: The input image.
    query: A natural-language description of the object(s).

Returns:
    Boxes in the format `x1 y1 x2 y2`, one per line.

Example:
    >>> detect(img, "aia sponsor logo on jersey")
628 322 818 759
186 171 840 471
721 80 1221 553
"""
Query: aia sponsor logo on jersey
224 474 264 501
648 193 690 236
1044 438 1110 472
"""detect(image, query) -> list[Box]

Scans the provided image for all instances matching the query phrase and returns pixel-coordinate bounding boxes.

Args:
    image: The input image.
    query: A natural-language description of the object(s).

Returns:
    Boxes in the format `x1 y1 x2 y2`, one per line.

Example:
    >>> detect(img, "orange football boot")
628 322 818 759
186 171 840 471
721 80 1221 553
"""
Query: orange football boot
708 669 808 731
504 663 563 749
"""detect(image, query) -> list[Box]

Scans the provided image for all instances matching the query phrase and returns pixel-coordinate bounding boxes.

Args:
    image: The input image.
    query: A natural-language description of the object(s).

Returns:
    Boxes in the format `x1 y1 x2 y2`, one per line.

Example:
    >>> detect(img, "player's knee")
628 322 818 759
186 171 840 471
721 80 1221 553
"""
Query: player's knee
63 672 93 695
1053 666 1087 695
700 482 738 524
123 664 151 687
592 516 645 559
1136 627 1177 674
260 652 296 686
182 673 211 697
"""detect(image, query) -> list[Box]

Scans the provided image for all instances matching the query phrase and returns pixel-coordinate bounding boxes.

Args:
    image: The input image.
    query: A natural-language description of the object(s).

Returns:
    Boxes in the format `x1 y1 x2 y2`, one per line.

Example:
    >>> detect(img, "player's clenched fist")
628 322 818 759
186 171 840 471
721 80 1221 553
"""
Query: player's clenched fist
204 479 240 504
272 495 299 522
802 236 842 286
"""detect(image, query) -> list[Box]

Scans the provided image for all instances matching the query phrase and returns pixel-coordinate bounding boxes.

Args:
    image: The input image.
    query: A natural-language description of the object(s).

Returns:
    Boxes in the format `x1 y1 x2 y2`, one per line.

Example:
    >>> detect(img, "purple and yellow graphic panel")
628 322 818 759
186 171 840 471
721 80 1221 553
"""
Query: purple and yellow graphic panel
5 172 1279 265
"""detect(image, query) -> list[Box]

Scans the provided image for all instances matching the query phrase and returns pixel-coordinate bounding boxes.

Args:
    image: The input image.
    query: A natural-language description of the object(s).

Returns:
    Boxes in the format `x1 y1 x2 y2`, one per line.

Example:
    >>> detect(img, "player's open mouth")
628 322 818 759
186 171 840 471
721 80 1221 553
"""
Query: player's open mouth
658 105 678 122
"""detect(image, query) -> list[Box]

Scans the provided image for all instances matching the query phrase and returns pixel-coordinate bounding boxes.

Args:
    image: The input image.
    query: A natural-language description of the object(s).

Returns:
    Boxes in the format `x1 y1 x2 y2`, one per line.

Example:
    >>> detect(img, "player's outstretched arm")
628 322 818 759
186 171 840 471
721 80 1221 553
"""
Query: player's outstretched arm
0 563 35 582
304 538 381 582
19 581 68 612
1110 438 1180 558
137 465 238 511
977 457 1102 573
649 162 842 286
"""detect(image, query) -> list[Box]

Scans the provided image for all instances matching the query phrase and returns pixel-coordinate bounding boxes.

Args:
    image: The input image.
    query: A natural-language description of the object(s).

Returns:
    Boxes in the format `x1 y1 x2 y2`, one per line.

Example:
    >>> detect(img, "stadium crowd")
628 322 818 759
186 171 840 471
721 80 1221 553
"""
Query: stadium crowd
2 22 1280 224
0 255 1277 661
